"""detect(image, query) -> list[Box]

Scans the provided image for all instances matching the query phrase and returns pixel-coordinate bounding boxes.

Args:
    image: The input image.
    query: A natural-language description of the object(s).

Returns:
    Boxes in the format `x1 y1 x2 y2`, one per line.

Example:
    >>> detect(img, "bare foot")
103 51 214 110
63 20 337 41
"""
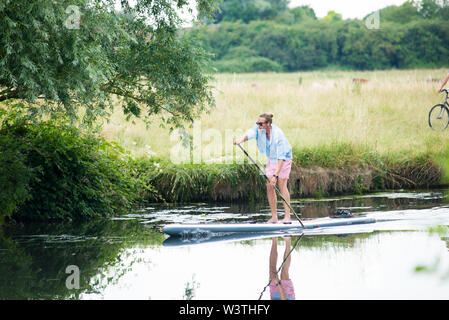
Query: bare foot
281 218 291 224
267 218 278 224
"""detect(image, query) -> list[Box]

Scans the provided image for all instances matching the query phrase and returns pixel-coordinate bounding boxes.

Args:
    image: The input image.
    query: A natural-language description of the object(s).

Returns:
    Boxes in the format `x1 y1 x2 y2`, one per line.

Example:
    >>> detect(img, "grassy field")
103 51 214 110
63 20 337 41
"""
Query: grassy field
100 68 449 166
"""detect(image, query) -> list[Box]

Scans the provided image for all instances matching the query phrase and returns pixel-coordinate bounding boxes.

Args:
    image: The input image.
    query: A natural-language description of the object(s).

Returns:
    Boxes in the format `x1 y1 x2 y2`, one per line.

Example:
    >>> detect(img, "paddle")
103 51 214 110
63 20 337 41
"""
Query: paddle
236 143 305 228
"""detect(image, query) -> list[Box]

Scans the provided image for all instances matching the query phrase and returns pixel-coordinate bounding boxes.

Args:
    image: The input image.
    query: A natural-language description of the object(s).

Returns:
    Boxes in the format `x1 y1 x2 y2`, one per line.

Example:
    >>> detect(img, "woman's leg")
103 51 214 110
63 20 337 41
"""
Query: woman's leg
267 182 278 223
277 178 291 222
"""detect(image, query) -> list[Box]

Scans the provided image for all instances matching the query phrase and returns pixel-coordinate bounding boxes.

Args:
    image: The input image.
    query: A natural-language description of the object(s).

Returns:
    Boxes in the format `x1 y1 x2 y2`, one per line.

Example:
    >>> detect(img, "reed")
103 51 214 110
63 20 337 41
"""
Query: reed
130 157 267 202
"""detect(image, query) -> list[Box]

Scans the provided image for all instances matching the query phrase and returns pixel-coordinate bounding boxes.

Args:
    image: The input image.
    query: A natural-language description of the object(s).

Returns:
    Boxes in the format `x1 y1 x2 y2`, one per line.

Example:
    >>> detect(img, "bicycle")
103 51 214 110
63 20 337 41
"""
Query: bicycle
428 89 449 131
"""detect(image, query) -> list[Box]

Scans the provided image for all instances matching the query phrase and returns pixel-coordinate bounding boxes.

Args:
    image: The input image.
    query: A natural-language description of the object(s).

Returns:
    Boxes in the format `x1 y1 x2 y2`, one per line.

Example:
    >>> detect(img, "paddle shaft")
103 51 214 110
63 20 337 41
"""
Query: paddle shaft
236 143 304 228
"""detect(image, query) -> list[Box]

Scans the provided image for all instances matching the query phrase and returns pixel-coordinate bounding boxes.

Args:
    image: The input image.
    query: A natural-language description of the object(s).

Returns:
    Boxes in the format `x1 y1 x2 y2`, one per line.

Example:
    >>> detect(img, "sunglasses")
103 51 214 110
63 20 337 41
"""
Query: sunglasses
256 121 266 126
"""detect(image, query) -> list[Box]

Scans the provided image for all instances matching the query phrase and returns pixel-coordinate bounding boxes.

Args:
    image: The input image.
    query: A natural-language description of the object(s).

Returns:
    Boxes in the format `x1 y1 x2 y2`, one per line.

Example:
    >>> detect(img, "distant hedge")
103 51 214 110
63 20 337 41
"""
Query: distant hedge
214 56 282 73
185 17 449 72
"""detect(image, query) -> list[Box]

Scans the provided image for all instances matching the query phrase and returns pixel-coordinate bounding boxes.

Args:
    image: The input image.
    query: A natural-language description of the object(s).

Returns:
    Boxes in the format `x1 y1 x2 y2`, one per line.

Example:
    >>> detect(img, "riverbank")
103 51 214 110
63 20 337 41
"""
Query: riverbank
137 149 445 203
98 69 449 201
3 116 445 225
3 69 449 223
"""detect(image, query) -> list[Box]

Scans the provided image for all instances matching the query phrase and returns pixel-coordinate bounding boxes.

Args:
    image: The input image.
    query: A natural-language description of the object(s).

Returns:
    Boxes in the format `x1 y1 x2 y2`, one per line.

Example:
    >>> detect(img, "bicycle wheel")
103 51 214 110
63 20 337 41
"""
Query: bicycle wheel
428 104 449 131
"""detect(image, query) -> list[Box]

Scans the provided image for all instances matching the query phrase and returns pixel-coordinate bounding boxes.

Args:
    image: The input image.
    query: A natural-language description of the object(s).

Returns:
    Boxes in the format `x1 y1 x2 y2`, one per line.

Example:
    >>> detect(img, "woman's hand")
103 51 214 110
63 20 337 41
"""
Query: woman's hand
233 137 245 145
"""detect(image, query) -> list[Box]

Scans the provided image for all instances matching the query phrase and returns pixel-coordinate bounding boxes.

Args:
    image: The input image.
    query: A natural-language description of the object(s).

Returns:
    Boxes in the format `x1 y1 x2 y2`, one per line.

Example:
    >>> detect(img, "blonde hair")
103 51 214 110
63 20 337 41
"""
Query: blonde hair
259 113 274 123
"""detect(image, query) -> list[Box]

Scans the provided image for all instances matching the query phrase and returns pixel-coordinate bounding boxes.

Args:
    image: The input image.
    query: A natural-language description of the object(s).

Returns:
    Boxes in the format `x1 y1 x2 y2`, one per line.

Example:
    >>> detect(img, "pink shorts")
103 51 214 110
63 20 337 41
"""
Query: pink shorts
269 279 295 300
266 159 292 180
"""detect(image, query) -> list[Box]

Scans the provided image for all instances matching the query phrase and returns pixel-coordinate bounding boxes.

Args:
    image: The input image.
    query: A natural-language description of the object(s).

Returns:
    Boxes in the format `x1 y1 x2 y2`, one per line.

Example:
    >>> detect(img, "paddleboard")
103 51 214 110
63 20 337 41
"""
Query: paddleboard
163 230 305 247
161 216 375 237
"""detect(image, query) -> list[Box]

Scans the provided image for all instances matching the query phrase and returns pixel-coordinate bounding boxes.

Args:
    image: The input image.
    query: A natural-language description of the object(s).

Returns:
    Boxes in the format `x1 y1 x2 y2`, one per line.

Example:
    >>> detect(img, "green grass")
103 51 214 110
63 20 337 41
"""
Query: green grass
93 69 449 202
100 68 449 167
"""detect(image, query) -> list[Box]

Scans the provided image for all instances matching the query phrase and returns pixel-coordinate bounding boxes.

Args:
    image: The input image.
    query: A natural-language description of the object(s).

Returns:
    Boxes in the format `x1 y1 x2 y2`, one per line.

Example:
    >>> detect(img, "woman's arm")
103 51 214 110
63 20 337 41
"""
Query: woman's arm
233 135 248 145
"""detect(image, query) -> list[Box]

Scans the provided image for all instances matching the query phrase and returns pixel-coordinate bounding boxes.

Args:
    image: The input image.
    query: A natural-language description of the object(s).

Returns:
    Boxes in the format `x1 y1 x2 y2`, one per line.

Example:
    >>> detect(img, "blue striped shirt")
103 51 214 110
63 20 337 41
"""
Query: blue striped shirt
246 124 292 161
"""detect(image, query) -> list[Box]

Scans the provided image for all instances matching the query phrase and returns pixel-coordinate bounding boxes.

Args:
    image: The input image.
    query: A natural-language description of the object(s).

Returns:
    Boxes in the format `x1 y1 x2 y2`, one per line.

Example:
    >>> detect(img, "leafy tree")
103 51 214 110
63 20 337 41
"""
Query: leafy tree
0 0 219 128
322 10 343 22
0 0 220 223
212 0 289 24
274 5 317 25
380 0 449 22
398 20 449 68
419 0 442 18
288 5 317 22
379 2 421 23
251 23 291 68
186 0 449 73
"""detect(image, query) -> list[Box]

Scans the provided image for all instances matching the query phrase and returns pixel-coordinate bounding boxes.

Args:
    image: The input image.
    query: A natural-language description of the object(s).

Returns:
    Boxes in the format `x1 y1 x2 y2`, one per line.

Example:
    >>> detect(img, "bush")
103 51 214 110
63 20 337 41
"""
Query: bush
221 46 259 60
214 56 283 73
0 108 160 223
0 130 34 224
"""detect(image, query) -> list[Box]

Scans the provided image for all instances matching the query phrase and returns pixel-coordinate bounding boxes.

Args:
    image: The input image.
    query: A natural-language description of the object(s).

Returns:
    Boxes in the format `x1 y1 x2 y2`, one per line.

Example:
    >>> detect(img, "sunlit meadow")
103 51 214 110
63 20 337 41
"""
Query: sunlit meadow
100 69 449 165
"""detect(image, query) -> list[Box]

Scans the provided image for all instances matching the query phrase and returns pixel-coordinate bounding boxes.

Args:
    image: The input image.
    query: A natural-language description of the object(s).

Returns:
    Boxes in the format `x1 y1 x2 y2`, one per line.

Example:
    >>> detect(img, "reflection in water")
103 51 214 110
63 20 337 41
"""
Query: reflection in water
128 189 449 226
0 189 448 299
183 274 200 300
0 220 164 299
259 235 303 300
293 191 449 219
268 237 294 300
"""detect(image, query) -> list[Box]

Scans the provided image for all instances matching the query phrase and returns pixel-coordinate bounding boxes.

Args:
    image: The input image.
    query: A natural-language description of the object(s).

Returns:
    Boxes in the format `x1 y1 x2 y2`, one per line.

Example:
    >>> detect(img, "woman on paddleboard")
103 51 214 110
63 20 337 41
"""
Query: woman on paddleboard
233 113 293 223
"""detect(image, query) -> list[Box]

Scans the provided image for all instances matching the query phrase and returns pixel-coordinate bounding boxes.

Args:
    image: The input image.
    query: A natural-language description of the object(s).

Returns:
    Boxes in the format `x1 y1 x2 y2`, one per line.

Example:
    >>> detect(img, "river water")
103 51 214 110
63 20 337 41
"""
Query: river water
1 189 449 300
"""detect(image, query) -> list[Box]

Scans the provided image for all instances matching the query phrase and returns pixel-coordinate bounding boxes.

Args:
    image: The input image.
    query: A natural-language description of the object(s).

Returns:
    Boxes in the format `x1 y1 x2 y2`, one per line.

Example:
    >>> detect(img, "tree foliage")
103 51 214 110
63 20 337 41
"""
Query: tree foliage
0 0 218 127
189 0 449 72
212 0 289 23
0 0 222 223
0 104 162 223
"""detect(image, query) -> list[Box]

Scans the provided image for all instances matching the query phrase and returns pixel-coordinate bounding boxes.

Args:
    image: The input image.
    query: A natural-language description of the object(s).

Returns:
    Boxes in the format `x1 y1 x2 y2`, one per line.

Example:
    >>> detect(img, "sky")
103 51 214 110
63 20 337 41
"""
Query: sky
288 0 409 19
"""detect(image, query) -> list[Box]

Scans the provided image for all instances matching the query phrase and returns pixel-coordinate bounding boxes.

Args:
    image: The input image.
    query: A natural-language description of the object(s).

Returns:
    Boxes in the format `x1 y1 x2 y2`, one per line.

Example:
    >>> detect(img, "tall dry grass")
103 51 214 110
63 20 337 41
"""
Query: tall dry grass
99 69 449 165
